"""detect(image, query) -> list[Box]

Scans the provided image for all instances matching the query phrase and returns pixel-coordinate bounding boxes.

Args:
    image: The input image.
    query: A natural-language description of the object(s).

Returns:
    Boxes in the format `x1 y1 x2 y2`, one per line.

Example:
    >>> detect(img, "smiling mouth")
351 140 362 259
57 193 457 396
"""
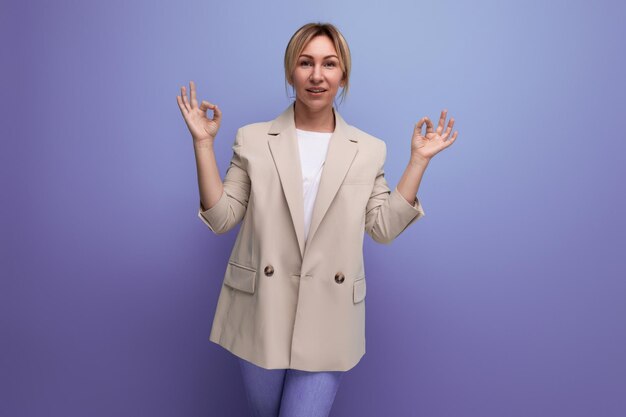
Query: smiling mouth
306 88 327 93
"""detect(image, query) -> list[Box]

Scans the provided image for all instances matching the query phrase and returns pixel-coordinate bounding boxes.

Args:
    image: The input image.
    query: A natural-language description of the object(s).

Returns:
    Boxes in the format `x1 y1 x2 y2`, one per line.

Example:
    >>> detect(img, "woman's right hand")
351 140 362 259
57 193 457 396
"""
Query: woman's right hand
176 80 222 144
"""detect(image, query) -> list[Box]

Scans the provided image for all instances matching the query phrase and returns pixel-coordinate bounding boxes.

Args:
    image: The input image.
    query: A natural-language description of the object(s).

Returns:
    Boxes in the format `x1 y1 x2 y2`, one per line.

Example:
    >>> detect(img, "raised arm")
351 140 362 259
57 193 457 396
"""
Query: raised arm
365 108 459 243
196 128 250 234
176 80 250 234
365 141 426 244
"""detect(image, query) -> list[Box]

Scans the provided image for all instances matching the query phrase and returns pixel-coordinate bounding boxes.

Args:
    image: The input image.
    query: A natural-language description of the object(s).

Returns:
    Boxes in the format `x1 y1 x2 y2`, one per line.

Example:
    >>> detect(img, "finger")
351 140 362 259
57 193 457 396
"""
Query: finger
414 117 428 137
190 80 198 109
200 100 221 123
181 86 191 112
436 109 447 135
212 103 222 123
445 131 459 147
176 95 189 119
425 117 435 134
443 117 455 140
199 100 214 112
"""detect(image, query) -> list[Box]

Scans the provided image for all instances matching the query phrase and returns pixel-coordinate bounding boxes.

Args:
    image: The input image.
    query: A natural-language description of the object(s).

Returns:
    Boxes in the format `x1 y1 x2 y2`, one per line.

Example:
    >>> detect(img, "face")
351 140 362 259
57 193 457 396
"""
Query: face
291 35 345 112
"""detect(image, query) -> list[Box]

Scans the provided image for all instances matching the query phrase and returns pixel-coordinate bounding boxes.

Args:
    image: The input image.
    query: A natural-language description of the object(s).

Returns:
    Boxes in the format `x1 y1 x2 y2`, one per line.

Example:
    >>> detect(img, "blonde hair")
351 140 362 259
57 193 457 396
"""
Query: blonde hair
284 22 352 105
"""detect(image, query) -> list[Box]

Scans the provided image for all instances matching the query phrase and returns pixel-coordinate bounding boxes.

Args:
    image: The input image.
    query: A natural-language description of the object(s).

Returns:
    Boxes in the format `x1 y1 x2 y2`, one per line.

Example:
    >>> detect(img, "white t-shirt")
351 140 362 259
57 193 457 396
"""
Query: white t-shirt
296 128 333 242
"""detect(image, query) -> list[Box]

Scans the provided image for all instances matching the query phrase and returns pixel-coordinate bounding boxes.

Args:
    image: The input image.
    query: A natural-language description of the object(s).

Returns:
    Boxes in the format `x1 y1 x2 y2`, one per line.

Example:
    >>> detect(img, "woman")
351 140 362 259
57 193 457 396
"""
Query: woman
177 22 457 417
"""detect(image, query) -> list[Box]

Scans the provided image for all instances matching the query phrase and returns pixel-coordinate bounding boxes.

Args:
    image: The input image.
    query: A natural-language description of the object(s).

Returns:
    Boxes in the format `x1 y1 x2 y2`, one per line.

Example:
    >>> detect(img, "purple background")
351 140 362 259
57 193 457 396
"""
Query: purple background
3 0 625 416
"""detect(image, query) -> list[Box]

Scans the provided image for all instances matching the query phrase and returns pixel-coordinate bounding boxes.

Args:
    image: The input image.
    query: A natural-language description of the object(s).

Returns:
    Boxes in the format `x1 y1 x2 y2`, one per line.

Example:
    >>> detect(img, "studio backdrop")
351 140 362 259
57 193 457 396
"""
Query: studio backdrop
3 0 625 416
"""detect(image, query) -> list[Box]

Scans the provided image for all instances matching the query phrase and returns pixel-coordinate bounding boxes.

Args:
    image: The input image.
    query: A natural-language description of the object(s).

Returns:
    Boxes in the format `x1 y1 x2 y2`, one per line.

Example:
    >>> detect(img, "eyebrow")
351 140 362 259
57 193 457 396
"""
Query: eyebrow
299 54 339 59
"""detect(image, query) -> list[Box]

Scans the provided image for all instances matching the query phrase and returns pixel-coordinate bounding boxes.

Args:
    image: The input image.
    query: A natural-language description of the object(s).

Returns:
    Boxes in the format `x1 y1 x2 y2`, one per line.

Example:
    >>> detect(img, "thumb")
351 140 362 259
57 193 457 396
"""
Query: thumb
199 100 215 112
210 102 222 123
200 100 221 122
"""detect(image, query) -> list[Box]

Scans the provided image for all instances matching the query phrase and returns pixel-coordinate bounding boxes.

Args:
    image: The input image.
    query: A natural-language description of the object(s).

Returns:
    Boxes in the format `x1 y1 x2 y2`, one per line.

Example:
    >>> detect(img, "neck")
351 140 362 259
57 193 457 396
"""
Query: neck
293 99 336 132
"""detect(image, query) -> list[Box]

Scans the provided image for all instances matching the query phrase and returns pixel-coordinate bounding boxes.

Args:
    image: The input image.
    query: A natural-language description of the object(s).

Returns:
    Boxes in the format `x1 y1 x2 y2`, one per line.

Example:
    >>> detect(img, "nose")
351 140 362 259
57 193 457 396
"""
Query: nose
309 64 323 82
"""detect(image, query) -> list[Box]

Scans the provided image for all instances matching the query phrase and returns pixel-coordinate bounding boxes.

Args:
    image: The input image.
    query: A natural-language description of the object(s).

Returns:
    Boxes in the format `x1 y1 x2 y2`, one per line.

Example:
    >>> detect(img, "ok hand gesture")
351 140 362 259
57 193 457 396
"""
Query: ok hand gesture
176 80 222 144
411 109 458 163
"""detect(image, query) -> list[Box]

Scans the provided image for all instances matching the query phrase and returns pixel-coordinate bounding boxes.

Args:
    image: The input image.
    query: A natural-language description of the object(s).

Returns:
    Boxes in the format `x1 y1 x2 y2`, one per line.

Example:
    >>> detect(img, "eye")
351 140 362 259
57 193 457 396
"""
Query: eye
325 62 337 68
299 60 312 67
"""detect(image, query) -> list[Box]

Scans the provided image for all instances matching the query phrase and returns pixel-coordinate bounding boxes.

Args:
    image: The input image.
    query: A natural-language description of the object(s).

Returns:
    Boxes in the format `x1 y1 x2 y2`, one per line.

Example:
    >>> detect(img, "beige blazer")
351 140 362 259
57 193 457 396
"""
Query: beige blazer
198 101 426 371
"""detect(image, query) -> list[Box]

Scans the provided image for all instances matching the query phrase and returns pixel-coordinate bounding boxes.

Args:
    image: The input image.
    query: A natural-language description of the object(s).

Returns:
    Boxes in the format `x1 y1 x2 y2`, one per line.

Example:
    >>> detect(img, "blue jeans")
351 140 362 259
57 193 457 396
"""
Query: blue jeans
238 357 345 417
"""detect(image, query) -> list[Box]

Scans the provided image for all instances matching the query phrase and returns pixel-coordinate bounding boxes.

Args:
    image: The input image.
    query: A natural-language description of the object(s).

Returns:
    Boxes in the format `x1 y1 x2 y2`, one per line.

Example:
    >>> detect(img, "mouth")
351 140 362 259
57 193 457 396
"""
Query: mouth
306 88 327 95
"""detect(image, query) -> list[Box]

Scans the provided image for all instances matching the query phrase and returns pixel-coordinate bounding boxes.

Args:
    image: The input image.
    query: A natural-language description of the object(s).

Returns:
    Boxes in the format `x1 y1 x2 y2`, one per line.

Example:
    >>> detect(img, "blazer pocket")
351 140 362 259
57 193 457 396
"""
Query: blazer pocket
353 276 366 304
224 261 257 294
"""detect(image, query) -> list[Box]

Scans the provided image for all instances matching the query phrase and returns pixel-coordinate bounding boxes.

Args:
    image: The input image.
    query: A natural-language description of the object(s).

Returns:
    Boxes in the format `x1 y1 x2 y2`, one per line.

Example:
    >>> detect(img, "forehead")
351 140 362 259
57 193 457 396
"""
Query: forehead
300 36 338 57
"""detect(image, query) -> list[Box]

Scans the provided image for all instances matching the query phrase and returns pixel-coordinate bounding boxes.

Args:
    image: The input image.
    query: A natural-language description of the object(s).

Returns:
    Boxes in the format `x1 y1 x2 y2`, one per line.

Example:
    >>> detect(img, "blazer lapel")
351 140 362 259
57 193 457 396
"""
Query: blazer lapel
267 101 359 258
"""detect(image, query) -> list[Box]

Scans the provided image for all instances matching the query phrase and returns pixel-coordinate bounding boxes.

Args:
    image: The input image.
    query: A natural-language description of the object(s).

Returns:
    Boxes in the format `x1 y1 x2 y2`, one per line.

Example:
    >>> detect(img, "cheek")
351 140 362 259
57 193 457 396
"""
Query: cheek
331 75 344 88
297 75 311 88
291 70 305 85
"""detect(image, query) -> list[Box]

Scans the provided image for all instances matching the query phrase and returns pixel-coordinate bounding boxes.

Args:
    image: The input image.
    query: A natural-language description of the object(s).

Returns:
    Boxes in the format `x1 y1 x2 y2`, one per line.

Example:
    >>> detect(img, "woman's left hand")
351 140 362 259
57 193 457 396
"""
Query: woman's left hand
411 109 458 163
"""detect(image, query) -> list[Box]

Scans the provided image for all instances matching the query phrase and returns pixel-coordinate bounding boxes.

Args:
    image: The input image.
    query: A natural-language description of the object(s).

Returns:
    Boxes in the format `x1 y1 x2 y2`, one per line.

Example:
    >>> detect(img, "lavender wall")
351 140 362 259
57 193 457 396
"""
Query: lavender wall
3 0 625 416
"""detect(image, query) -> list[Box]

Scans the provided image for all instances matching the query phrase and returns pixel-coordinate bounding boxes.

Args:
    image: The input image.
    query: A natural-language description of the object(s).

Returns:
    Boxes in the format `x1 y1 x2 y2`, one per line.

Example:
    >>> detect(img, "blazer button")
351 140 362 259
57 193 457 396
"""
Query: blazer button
264 265 274 277
334 272 345 284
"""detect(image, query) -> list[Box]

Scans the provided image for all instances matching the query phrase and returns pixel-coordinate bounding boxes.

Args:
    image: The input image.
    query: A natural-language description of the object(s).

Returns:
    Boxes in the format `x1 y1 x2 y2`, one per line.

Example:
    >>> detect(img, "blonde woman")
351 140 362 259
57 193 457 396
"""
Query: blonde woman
177 22 458 417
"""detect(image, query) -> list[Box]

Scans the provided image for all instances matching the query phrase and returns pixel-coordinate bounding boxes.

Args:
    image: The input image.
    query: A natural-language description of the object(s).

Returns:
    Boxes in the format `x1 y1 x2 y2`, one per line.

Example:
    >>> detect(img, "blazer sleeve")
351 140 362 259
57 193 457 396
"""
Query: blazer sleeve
364 141 426 244
197 128 251 234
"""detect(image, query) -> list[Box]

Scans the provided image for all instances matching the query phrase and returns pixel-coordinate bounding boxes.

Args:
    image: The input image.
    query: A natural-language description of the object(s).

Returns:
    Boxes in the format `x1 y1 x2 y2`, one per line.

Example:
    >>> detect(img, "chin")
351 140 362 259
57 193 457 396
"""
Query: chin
298 96 333 110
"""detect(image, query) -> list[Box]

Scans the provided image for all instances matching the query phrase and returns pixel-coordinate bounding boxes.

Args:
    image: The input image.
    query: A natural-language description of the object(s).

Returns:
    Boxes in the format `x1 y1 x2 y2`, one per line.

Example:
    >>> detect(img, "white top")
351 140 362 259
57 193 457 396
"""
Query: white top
296 128 333 242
